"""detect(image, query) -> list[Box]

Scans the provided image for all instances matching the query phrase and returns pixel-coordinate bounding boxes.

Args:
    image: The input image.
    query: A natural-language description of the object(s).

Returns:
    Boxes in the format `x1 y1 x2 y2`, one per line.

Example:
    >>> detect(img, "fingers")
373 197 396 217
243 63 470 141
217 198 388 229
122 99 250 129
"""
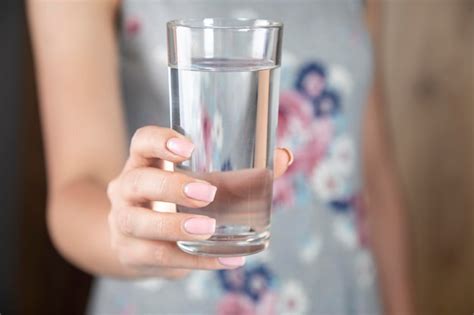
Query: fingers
119 239 246 271
125 126 194 171
112 206 217 241
274 147 294 178
117 167 217 207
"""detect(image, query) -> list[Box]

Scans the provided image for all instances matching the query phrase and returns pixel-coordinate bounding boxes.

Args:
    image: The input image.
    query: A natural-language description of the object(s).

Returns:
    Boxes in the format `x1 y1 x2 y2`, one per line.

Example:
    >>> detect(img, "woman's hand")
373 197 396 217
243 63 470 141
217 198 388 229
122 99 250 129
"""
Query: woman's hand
106 126 292 279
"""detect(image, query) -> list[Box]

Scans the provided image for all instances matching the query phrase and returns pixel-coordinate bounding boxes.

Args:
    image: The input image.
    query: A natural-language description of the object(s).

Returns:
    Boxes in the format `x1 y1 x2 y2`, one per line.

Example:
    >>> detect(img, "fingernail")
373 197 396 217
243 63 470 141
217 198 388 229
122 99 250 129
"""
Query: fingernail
184 182 217 202
218 257 246 267
183 217 216 235
166 138 195 158
279 147 294 166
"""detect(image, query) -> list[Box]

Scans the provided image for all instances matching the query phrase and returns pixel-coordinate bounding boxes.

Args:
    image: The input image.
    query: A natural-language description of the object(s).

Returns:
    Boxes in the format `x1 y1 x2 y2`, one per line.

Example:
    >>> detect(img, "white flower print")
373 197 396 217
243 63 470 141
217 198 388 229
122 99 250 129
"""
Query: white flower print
300 235 322 264
327 64 353 98
312 160 346 201
277 280 309 315
330 134 356 176
355 250 376 288
186 270 213 300
332 214 357 249
133 278 165 291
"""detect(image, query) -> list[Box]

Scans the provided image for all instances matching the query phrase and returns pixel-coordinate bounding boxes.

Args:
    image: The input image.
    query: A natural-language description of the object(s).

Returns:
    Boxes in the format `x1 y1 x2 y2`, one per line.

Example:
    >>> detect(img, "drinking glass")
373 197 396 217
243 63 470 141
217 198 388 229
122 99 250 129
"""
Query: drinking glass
167 18 283 256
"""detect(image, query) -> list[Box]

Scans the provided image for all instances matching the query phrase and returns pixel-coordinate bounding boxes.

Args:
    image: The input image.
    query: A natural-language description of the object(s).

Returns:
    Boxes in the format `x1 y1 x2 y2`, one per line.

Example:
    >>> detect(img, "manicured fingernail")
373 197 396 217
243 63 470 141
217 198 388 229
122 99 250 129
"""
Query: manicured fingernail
279 147 294 166
166 137 195 158
218 257 246 267
183 217 216 235
184 182 217 202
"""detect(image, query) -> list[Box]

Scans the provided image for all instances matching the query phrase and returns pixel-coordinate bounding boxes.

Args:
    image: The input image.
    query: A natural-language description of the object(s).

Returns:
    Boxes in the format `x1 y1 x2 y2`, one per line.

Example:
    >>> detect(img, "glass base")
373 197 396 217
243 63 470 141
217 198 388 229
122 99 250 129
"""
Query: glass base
177 229 270 257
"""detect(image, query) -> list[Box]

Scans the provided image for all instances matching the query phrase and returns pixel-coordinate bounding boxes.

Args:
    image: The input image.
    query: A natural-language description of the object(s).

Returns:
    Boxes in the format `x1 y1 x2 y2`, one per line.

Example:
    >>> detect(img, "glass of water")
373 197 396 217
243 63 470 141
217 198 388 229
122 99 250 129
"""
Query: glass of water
167 18 283 256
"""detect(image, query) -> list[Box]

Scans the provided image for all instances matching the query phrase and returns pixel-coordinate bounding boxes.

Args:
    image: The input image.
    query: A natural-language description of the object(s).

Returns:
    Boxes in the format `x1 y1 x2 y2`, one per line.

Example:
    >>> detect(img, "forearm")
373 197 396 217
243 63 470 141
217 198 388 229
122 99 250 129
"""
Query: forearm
48 177 134 278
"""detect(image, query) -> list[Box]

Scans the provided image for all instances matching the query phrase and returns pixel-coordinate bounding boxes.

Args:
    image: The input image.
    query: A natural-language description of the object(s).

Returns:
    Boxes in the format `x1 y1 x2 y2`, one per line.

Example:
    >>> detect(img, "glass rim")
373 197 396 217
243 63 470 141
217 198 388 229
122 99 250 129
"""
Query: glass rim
167 18 283 30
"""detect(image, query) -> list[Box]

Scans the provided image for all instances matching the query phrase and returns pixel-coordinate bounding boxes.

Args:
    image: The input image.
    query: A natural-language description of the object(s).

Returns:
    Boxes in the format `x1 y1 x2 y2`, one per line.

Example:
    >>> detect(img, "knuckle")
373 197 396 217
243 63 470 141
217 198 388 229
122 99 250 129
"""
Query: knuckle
106 179 119 200
131 127 152 153
109 234 121 251
153 244 170 266
107 210 115 229
125 170 144 197
153 215 165 237
116 209 133 236
154 172 169 197
132 127 149 142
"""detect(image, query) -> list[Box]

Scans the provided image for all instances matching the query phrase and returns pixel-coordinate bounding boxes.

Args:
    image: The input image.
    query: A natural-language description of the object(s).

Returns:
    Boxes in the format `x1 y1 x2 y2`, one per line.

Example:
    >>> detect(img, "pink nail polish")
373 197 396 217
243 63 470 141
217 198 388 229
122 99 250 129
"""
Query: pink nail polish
166 138 195 158
184 183 217 202
218 257 246 267
183 217 216 235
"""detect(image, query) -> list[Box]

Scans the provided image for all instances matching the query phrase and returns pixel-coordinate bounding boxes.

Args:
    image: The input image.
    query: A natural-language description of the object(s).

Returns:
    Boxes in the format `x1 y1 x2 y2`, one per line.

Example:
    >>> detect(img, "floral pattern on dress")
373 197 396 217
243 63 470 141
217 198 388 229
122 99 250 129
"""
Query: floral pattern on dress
273 61 361 216
216 264 277 315
213 61 371 314
276 280 309 315
125 16 142 36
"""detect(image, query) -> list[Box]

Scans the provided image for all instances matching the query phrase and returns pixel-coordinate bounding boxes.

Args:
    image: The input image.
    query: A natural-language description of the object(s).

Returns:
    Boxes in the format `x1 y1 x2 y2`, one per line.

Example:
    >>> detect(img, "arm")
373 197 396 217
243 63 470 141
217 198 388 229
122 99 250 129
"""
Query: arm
28 0 291 278
363 1 416 314
28 0 130 276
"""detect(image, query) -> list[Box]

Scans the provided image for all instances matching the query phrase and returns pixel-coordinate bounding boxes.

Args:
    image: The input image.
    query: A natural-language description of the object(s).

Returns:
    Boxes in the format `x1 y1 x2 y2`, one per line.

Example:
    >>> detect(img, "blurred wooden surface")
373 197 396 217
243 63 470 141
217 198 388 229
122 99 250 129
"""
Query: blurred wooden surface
382 1 474 315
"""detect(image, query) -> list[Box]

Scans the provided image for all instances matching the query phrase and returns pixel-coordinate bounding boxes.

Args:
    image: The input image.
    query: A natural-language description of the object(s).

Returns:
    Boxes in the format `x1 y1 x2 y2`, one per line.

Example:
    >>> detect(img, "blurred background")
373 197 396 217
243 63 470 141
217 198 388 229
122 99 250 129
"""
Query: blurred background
0 0 472 314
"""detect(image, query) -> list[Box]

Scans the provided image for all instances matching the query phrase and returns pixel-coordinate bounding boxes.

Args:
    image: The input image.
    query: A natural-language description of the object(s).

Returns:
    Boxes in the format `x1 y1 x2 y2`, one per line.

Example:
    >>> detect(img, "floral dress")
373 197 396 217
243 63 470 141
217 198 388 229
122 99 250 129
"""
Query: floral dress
88 1 380 314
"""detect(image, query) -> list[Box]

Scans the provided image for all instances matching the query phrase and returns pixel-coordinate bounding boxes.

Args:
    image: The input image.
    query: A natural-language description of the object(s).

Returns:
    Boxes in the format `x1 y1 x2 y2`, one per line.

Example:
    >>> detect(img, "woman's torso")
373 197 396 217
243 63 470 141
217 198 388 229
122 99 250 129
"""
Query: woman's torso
89 1 380 314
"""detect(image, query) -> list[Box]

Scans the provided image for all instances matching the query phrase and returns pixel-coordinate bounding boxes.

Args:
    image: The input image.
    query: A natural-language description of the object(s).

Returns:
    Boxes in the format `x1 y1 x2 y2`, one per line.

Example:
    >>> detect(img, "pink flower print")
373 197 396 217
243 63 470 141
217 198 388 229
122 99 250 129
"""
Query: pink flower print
256 292 278 315
217 293 256 315
273 93 334 208
273 177 295 208
277 90 313 141
291 118 333 176
277 93 331 177
125 17 141 36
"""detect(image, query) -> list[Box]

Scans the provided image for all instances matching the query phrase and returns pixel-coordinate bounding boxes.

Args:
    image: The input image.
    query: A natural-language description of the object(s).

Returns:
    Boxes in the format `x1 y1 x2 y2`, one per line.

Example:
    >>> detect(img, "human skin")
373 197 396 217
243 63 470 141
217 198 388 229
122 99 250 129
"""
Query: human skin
27 0 291 279
28 0 414 313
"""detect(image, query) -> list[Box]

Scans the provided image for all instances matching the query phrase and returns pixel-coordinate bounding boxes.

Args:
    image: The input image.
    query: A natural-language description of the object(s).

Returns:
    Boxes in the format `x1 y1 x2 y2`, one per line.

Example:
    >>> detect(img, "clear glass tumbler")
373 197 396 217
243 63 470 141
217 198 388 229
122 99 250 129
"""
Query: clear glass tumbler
167 18 283 256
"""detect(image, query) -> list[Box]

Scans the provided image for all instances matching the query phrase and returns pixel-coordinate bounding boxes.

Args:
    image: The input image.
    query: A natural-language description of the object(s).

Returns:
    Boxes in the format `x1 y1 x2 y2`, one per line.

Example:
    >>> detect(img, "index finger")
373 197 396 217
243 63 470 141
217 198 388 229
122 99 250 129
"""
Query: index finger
125 126 194 171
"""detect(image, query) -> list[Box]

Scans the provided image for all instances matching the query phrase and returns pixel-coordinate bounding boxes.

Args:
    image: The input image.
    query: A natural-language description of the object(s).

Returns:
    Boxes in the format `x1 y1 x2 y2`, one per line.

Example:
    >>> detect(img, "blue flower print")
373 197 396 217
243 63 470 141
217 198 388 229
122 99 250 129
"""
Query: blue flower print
244 265 274 301
217 268 246 292
295 62 327 101
217 264 275 302
313 89 342 118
